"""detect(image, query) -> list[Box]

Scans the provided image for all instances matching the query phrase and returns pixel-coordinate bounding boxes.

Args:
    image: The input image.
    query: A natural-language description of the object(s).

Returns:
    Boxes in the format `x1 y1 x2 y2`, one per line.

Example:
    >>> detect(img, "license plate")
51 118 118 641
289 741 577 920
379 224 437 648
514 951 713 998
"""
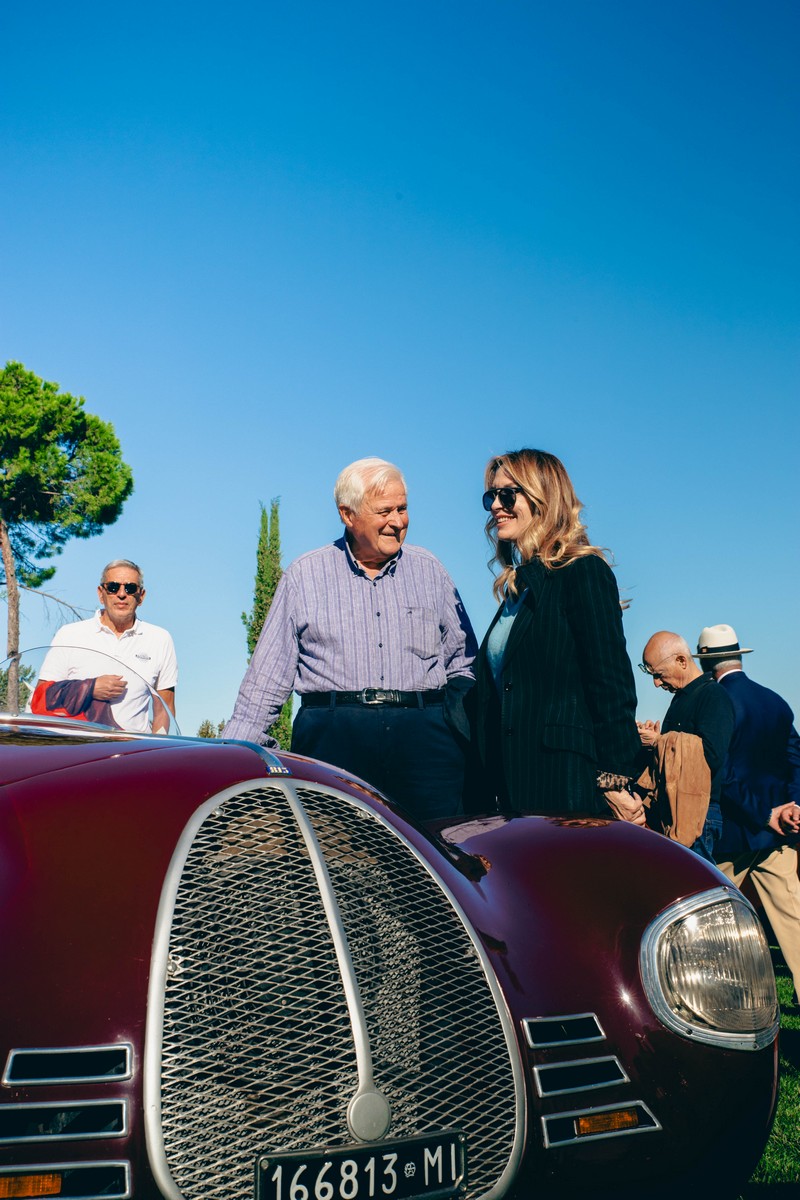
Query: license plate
256 1131 467 1200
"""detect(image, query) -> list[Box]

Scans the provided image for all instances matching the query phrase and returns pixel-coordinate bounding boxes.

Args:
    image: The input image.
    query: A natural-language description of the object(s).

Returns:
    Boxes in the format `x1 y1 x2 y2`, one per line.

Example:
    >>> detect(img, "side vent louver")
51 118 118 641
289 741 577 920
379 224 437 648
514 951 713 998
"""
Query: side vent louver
3 1046 132 1086
534 1056 628 1097
0 1101 127 1143
523 1013 604 1048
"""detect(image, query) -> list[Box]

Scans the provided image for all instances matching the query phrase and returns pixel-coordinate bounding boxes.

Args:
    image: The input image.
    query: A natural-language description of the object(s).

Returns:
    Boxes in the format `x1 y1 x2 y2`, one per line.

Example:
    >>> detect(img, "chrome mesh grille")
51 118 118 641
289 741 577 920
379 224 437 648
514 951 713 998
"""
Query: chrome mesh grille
157 784 519 1200
298 789 518 1199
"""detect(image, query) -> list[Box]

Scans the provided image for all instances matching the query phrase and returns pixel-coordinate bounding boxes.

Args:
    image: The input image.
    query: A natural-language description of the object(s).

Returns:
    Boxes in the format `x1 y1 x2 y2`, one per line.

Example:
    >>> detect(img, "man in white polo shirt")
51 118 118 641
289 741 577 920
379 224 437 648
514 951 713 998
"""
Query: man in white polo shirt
32 559 178 733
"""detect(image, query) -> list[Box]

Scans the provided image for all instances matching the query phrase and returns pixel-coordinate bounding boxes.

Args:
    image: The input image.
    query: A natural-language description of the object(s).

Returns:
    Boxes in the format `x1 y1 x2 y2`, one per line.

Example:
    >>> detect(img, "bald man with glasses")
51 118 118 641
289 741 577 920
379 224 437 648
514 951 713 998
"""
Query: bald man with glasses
32 558 178 732
637 630 734 862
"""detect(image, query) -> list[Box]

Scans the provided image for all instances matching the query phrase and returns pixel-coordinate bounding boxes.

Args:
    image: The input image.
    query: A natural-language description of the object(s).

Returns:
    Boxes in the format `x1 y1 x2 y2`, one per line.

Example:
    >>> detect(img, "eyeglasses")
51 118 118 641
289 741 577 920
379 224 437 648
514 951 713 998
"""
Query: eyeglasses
482 486 526 512
638 653 677 680
103 581 141 595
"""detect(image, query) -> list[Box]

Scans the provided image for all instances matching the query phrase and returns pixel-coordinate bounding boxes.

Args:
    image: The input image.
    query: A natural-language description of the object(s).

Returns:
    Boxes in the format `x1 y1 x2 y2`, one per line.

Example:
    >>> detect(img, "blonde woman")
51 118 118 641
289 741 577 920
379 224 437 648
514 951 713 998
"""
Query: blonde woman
472 448 642 817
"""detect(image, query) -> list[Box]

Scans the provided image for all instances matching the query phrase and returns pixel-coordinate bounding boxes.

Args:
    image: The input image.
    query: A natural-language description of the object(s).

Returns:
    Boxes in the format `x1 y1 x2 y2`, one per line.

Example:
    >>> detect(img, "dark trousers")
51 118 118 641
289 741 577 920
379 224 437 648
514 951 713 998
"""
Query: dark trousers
690 802 723 864
291 702 466 822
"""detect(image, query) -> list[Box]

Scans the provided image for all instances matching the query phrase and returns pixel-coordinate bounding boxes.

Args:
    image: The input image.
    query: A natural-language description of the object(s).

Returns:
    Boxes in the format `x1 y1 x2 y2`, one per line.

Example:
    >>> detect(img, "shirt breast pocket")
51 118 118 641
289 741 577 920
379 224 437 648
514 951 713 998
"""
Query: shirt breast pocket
405 607 439 658
133 654 157 687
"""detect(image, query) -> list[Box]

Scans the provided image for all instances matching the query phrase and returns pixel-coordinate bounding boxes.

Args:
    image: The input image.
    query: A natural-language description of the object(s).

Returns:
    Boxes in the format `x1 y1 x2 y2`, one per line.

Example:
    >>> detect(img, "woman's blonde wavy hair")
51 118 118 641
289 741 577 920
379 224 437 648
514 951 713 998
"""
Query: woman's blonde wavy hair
485 449 609 600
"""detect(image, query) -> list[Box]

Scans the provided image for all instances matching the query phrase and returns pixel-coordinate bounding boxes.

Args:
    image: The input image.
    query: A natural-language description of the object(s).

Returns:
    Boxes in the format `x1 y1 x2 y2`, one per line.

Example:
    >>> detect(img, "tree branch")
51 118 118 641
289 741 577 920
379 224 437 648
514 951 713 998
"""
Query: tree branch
16 584 91 620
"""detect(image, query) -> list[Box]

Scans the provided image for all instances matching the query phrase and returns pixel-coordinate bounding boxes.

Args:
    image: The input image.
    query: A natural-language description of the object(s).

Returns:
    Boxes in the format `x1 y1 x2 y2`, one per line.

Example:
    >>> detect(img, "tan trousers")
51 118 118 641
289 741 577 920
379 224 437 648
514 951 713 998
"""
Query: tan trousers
717 844 800 999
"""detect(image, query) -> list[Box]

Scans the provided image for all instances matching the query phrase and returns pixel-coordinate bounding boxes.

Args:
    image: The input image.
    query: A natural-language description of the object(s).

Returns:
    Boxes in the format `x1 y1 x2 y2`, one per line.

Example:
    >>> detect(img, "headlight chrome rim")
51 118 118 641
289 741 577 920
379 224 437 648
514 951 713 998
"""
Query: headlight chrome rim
640 885 779 1052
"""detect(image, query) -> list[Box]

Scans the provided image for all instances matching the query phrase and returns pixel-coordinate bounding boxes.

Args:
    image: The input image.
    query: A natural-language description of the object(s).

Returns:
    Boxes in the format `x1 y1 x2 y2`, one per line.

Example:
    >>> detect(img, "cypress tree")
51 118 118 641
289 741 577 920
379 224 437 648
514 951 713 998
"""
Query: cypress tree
241 499 293 748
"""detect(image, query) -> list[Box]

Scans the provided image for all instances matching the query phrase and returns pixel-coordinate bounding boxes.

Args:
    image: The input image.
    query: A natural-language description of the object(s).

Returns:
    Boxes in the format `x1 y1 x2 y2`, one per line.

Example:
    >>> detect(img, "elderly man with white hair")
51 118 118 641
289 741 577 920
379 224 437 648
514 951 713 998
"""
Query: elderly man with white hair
224 457 477 821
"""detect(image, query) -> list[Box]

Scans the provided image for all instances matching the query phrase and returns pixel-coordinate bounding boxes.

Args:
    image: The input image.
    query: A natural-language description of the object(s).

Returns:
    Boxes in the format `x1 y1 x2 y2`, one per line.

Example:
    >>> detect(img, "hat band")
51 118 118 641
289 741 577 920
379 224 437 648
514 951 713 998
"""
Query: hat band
697 641 741 656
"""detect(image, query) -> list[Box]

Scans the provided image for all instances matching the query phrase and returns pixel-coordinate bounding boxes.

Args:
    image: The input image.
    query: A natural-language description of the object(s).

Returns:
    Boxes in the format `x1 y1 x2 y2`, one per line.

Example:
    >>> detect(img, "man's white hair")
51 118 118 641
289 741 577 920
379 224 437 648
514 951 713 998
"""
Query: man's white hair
334 457 406 515
711 656 743 674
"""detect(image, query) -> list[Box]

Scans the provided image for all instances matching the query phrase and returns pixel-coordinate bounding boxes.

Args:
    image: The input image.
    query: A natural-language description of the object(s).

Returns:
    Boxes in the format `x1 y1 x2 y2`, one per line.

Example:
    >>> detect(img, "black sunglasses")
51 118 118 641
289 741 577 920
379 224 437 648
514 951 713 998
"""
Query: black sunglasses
103 581 141 595
482 486 525 512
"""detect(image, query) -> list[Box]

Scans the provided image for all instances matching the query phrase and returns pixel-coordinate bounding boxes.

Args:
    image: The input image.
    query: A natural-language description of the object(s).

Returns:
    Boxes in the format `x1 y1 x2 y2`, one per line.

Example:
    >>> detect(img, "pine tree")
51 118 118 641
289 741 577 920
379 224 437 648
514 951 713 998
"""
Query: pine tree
0 361 133 708
241 499 293 748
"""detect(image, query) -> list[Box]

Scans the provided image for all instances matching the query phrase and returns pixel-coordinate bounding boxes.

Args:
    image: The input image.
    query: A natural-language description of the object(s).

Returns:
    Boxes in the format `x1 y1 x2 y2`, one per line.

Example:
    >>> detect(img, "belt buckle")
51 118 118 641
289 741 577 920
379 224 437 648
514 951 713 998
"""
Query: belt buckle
360 688 384 706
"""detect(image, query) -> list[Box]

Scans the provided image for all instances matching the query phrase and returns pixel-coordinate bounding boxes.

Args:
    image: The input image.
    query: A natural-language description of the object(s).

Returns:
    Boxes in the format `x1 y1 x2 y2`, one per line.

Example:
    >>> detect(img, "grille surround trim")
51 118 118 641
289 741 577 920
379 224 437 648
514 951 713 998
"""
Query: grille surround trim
144 778 526 1200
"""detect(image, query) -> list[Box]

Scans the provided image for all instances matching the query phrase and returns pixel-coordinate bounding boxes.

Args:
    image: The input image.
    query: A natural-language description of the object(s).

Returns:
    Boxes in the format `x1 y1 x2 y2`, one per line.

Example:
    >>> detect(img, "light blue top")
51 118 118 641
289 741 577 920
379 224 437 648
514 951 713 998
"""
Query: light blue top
486 590 525 692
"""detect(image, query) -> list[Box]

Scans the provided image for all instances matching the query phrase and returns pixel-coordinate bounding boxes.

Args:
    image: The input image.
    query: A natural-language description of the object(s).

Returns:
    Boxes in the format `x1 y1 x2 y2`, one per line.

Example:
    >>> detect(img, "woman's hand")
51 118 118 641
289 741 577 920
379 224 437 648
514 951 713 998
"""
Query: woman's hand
604 788 647 826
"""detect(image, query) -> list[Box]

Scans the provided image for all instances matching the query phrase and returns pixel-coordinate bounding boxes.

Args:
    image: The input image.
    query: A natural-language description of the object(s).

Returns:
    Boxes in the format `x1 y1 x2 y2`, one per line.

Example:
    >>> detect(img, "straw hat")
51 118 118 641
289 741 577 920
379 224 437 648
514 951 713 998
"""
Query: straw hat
695 623 753 660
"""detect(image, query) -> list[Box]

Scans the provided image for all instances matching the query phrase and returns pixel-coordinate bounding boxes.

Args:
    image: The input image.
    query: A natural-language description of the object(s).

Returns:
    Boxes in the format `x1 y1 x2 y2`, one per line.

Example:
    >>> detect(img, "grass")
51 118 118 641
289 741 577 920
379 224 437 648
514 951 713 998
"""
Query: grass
738 956 800 1198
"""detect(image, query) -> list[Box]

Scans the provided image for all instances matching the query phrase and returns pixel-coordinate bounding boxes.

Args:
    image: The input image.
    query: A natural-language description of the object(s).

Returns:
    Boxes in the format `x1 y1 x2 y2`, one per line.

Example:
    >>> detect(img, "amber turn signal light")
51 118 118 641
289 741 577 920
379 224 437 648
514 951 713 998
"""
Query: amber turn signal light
575 1108 640 1137
0 1175 62 1198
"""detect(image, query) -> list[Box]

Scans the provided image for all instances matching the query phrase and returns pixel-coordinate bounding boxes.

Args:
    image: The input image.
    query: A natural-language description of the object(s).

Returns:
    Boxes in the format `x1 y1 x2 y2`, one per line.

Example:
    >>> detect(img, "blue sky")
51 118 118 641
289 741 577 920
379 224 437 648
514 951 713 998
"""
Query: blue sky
3 0 798 736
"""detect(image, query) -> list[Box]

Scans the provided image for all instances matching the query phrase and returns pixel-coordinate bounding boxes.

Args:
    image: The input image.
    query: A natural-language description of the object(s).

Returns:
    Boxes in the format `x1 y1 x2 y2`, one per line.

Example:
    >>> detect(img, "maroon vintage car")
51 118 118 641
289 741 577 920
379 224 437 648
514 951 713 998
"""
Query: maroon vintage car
0 650 780 1200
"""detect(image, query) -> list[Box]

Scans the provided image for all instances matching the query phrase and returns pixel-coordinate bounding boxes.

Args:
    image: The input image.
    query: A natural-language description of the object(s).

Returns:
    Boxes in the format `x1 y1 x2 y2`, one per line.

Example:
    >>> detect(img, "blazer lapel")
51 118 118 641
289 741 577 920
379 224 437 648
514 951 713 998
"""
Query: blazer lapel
502 559 548 666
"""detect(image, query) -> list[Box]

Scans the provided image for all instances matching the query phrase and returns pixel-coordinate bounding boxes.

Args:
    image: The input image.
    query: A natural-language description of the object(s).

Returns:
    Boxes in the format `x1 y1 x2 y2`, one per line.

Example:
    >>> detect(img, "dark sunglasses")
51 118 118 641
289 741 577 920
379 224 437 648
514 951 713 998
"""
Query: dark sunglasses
482 486 525 512
103 581 141 595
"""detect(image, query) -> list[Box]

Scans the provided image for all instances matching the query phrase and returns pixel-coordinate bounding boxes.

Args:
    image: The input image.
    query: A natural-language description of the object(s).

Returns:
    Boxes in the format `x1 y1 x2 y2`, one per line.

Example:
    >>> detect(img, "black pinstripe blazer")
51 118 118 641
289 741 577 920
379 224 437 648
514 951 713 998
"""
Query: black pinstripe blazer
472 554 641 814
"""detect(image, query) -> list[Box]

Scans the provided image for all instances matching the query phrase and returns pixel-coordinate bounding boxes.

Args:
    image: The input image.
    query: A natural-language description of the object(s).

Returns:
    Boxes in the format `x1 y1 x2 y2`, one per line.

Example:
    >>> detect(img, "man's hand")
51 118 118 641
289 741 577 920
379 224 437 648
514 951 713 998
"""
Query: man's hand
637 719 661 748
92 674 127 701
604 788 648 826
767 802 800 836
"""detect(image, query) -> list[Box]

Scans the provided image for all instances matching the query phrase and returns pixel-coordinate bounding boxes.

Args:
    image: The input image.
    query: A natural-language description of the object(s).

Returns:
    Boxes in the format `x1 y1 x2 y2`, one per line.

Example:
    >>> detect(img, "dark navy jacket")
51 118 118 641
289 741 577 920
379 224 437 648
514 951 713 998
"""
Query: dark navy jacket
717 670 800 857
472 554 640 814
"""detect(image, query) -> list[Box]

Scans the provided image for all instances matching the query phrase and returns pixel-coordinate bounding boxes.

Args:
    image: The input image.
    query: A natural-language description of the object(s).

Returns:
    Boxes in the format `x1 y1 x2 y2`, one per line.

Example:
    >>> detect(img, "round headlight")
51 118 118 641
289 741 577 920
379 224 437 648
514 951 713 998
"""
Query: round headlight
640 886 779 1051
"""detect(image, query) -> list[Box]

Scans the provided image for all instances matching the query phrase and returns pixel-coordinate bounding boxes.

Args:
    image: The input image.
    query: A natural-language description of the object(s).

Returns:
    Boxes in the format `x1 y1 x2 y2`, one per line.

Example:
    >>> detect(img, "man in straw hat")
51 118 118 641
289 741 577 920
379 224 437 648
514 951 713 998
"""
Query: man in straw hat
696 624 800 1002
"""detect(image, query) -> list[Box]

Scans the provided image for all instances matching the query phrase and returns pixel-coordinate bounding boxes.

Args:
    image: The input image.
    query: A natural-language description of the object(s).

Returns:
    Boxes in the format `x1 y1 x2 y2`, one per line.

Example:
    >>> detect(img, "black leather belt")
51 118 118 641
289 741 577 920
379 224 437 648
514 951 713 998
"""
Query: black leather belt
301 688 446 708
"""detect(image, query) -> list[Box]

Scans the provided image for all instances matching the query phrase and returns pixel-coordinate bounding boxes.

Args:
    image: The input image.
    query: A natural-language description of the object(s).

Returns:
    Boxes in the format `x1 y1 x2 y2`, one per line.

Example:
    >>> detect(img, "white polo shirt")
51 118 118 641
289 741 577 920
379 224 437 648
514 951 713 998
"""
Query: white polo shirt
39 612 178 732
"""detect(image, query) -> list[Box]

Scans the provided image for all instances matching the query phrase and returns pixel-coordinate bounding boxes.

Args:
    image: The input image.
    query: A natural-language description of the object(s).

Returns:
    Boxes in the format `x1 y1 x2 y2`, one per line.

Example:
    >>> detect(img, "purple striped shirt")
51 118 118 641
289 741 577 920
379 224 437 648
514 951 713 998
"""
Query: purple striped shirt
224 537 477 746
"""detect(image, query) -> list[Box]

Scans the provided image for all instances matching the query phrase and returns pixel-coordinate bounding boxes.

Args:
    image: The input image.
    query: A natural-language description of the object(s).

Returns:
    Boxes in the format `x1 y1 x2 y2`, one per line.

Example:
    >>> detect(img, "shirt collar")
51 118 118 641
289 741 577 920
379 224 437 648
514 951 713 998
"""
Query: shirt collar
93 609 140 638
679 672 711 697
340 536 402 579
715 667 742 683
